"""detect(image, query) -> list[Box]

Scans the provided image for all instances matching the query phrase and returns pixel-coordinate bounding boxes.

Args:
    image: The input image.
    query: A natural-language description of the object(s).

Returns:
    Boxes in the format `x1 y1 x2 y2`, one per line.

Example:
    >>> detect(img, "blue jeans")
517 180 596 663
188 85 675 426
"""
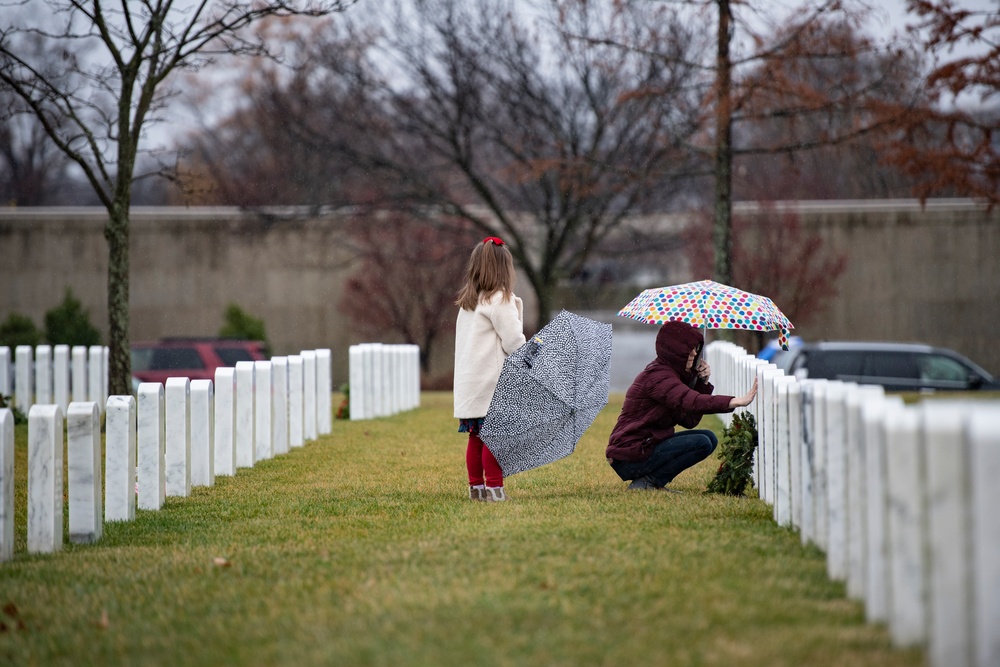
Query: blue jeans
610 430 719 487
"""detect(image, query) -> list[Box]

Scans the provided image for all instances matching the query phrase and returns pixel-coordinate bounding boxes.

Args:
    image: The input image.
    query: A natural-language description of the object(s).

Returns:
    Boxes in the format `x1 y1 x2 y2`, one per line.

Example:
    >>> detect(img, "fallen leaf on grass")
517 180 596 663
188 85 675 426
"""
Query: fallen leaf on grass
96 610 109 629
213 557 232 567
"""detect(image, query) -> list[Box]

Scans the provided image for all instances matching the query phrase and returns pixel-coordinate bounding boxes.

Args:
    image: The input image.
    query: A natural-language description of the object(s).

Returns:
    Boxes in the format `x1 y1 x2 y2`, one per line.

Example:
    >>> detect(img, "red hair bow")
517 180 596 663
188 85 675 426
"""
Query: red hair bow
483 236 505 246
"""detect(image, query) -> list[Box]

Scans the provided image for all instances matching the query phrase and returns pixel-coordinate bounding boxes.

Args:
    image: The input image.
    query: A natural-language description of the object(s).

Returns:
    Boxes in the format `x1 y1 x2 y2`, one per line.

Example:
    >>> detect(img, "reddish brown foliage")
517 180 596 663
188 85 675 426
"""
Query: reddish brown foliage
685 204 848 334
338 212 478 374
876 1 1000 203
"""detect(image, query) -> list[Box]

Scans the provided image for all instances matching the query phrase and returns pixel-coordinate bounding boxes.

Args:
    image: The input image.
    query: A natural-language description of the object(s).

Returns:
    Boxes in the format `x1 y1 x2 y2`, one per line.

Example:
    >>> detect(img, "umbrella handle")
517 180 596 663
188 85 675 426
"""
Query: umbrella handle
687 329 706 388
523 336 543 368
688 347 702 388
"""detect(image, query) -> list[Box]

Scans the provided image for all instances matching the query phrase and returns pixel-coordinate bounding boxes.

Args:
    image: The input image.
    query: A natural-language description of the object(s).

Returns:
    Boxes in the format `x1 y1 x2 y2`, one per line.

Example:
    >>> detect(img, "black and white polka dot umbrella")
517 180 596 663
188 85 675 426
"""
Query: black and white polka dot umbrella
479 310 612 477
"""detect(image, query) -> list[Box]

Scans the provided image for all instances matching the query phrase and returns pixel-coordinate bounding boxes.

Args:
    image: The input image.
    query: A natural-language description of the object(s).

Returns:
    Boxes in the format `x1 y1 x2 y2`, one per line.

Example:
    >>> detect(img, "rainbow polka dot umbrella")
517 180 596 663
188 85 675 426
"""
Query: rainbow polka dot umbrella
617 279 794 349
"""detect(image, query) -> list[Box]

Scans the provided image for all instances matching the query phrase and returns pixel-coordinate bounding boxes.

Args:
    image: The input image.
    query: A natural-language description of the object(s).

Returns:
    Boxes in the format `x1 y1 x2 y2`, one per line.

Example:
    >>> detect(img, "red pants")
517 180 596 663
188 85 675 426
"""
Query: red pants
466 434 503 487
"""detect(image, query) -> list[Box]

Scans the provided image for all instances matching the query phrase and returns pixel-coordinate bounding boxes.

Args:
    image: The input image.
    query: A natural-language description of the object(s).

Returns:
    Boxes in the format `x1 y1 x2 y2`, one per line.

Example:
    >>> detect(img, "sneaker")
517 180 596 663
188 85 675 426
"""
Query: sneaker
484 486 507 502
469 486 486 501
627 477 684 493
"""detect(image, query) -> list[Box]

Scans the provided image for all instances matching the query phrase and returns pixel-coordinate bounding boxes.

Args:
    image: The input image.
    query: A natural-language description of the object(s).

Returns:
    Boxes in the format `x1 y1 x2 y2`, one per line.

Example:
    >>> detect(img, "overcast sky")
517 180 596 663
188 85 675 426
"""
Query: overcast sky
152 0 995 150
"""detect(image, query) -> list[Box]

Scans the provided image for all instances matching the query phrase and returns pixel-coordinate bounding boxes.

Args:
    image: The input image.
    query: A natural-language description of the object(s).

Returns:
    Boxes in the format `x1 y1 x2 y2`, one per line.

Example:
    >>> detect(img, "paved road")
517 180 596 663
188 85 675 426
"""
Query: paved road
609 329 657 393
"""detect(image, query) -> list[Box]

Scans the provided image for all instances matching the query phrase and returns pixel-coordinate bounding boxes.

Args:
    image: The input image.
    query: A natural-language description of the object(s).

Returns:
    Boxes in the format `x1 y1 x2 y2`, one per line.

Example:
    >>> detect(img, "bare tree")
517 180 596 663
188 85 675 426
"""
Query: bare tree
876 0 1000 203
733 19 926 200
193 0 706 327
338 211 476 378
0 32 73 205
0 101 72 205
0 0 355 394
709 1 924 285
685 203 848 351
583 1 916 286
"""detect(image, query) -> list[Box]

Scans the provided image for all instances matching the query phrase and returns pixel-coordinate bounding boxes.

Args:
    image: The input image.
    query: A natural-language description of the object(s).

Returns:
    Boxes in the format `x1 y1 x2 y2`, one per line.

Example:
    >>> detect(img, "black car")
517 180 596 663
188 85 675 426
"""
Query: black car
774 341 1000 392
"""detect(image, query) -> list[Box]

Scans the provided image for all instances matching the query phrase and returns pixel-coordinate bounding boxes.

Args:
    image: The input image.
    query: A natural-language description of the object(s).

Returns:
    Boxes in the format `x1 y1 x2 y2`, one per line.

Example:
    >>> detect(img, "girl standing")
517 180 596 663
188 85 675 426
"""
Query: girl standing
454 237 526 502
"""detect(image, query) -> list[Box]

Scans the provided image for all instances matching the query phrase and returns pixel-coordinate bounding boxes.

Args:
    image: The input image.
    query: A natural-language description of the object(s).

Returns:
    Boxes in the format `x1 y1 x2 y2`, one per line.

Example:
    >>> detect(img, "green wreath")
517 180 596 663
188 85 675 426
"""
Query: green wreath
706 411 758 497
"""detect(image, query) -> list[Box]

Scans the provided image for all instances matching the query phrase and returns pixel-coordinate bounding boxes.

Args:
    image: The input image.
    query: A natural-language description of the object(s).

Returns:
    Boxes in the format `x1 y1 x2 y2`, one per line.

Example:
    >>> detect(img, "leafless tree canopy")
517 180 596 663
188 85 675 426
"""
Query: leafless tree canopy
182 0 709 325
0 0 356 394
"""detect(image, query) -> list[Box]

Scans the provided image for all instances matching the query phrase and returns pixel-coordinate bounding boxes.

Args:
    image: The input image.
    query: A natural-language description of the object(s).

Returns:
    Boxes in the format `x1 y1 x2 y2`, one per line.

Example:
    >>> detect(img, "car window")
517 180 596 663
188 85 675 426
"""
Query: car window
149 347 205 370
864 352 919 379
918 354 970 382
131 348 154 371
807 351 865 380
215 346 255 366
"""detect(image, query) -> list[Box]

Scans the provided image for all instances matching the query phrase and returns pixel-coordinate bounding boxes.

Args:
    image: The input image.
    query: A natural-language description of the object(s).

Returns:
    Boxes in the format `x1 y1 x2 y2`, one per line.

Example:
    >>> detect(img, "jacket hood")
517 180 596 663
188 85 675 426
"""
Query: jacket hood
655 321 704 374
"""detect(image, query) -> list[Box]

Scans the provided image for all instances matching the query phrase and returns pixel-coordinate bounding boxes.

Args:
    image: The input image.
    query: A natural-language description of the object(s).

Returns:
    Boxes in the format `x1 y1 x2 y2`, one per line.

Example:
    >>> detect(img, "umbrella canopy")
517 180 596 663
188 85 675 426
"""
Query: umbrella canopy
617 279 794 349
479 310 612 477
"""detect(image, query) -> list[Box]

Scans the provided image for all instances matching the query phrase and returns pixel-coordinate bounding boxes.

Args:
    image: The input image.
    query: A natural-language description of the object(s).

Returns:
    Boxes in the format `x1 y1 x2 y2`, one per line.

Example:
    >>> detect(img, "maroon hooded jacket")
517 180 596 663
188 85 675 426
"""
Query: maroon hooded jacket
606 321 735 462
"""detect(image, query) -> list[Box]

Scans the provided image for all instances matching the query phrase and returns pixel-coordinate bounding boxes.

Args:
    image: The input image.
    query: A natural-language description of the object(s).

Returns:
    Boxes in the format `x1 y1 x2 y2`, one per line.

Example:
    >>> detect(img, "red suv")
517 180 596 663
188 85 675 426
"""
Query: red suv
131 338 268 384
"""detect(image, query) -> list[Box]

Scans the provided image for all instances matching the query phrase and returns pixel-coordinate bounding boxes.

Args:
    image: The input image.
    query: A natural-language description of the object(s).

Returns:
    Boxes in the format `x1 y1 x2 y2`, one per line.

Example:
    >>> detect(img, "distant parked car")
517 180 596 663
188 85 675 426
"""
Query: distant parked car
757 335 803 368
131 338 267 385
774 341 1000 392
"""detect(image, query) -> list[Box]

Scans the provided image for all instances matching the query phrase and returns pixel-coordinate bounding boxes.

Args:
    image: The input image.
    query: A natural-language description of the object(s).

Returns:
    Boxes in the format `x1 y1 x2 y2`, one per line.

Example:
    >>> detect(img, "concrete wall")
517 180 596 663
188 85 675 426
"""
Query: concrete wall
733 200 1000 374
2 200 998 386
1 207 358 384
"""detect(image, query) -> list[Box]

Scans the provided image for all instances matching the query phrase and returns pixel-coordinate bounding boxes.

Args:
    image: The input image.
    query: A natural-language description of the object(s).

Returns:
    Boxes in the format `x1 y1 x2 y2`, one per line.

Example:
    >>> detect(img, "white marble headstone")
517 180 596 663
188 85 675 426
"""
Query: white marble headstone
53 345 70 415
28 404 63 553
824 381 849 583
137 382 166 510
787 382 803 531
846 384 883 603
15 345 33 414
271 357 289 456
863 395 899 624
71 345 88 402
254 361 273 461
190 379 214 487
365 344 380 419
67 401 102 544
0 409 13 561
316 348 332 435
235 361 256 468
302 350 317 441
105 395 137 522
0 346 10 397
214 367 237 477
349 346 366 421
798 380 818 547
921 402 973 667
102 346 109 410
968 405 1000 667
811 380 830 551
34 344 53 406
411 344 421 409
773 377 792 528
288 355 304 447
165 377 191 497
385 345 399 416
88 345 103 415
885 406 926 648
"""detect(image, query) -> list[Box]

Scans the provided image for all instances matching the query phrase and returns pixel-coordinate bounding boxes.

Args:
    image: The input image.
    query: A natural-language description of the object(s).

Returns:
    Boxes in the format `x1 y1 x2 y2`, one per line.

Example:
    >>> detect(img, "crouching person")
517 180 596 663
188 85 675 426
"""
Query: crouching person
607 321 757 492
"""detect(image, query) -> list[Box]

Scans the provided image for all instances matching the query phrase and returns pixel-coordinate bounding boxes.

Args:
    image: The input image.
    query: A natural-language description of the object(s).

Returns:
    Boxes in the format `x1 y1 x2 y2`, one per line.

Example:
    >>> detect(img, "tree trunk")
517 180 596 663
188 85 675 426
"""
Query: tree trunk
105 203 131 396
531 278 554 334
713 0 734 288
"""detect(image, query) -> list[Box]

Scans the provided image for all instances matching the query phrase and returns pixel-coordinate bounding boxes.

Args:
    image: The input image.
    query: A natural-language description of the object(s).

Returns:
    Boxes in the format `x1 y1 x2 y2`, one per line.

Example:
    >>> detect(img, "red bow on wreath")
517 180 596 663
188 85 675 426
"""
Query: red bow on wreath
483 236 505 246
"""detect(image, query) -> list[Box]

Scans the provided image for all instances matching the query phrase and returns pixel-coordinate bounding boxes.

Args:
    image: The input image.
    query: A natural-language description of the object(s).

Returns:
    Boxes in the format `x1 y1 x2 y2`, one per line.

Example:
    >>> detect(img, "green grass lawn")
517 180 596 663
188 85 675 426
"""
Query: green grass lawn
0 392 921 667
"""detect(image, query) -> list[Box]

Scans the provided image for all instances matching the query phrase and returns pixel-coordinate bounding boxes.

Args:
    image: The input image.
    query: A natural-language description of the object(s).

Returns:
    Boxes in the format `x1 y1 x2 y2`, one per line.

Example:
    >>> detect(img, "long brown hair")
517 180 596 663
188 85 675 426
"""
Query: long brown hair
455 238 516 311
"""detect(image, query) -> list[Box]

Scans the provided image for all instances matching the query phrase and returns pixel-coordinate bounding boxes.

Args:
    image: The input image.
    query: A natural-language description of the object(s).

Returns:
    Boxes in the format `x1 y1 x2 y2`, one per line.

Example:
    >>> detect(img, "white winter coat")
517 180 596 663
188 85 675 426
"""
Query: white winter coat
453 290 526 418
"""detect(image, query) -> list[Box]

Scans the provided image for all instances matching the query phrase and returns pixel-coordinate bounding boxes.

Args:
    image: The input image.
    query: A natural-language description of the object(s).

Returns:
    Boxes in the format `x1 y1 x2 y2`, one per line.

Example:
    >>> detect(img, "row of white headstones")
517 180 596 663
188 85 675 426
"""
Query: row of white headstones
0 350 333 561
347 343 421 420
706 340 1000 667
1 345 110 416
